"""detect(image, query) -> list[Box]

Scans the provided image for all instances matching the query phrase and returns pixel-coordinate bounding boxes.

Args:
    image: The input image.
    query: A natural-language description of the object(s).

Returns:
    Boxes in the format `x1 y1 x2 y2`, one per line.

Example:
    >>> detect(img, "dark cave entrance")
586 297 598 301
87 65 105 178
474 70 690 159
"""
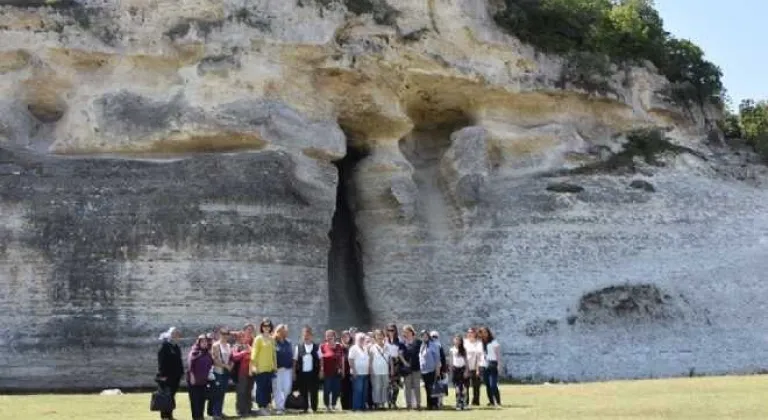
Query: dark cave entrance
327 145 371 330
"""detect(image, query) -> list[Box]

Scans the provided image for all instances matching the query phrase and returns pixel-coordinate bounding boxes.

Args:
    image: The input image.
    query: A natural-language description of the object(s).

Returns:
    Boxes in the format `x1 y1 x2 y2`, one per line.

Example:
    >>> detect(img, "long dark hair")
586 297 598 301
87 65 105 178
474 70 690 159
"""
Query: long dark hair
387 323 400 344
478 327 494 352
259 318 274 334
453 335 466 358
341 330 353 346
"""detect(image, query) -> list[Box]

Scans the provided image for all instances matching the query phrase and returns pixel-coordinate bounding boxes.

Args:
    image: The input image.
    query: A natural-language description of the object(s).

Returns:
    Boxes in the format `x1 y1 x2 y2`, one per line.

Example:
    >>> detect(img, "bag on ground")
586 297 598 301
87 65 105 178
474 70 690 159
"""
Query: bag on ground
285 392 305 410
150 387 174 412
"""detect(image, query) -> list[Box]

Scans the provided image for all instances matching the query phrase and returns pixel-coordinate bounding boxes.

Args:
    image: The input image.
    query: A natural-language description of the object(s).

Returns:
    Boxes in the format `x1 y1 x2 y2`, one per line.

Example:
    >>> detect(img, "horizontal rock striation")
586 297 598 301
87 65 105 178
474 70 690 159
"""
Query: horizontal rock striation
1 0 767 389
0 146 338 389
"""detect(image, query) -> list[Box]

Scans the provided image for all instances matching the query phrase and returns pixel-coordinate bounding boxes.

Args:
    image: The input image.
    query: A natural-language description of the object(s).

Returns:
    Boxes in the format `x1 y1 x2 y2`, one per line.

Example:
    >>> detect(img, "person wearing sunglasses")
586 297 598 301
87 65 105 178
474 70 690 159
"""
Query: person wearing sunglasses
250 318 277 416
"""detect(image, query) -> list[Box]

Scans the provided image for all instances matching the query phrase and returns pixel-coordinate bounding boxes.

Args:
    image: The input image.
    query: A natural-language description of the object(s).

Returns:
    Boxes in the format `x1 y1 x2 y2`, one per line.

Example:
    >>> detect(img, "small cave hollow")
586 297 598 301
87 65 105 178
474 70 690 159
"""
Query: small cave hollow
399 101 474 167
327 142 371 330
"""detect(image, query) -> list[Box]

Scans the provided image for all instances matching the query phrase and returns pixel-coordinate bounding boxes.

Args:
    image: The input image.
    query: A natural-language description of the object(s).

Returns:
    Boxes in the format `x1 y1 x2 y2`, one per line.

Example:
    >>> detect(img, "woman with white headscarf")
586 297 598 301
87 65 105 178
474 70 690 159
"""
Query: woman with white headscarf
156 327 183 420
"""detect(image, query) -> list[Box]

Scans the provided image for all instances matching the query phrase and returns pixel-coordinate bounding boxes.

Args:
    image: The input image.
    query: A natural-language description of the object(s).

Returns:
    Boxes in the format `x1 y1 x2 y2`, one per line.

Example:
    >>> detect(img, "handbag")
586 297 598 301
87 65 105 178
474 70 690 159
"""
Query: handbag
430 377 448 398
286 392 305 410
150 386 174 412
440 376 450 396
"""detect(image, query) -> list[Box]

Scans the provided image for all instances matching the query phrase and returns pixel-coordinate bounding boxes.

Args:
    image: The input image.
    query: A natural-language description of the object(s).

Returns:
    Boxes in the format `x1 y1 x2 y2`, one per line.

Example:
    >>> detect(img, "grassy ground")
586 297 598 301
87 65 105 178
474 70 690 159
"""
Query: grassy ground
2 375 768 420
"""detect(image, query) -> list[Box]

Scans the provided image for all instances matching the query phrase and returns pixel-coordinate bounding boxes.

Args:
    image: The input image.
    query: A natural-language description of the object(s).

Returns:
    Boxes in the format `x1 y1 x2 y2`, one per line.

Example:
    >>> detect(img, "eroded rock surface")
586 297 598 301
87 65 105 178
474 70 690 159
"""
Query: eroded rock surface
1 0 767 389
0 147 337 389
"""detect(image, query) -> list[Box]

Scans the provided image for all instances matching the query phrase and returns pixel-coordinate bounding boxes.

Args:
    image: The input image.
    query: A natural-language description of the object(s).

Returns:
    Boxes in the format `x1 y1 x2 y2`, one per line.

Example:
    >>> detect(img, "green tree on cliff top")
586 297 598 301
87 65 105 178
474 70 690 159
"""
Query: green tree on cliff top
493 0 723 105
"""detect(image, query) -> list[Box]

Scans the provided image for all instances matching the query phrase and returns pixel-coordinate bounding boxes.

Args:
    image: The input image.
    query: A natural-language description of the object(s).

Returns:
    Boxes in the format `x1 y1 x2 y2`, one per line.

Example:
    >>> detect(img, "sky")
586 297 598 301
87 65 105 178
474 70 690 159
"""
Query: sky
655 1 767 108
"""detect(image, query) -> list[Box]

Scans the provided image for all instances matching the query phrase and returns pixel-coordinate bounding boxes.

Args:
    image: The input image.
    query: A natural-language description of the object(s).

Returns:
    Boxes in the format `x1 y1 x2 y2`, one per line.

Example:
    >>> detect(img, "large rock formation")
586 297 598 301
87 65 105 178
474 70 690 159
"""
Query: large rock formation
1 0 767 389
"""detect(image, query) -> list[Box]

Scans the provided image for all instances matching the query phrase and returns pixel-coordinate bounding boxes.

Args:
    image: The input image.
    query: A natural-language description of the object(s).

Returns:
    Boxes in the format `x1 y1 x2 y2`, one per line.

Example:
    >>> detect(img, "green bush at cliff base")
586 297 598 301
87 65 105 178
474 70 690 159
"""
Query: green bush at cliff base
2 376 768 419
493 0 723 105
734 99 768 161
753 133 768 162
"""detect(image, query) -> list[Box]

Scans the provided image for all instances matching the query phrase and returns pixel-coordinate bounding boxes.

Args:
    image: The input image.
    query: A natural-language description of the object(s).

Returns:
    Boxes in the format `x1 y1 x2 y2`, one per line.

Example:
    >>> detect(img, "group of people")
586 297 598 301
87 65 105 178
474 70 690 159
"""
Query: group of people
156 319 502 420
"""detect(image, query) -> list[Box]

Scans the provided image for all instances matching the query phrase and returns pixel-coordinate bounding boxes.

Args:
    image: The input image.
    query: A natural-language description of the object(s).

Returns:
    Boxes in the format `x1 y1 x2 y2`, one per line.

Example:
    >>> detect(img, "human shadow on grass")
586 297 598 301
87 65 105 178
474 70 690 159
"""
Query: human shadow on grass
430 404 533 411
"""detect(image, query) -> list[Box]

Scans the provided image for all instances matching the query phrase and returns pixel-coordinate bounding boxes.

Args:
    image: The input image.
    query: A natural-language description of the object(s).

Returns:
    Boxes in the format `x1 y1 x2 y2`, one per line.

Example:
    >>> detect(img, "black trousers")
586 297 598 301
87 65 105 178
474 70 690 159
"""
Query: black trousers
389 376 401 406
469 369 482 405
297 372 320 412
452 367 469 407
159 380 179 420
421 371 439 410
188 385 207 420
205 380 214 416
340 375 352 410
367 375 374 408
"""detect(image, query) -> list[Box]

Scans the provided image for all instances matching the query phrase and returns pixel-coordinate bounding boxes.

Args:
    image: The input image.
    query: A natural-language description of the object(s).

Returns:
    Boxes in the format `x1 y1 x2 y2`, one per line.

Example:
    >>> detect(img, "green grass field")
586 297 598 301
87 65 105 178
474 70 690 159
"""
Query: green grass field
2 375 767 420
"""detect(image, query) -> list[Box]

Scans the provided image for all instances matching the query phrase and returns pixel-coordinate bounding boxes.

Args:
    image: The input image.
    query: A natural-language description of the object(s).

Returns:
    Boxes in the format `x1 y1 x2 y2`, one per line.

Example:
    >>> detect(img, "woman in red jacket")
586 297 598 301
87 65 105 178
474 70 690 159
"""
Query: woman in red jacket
231 324 254 417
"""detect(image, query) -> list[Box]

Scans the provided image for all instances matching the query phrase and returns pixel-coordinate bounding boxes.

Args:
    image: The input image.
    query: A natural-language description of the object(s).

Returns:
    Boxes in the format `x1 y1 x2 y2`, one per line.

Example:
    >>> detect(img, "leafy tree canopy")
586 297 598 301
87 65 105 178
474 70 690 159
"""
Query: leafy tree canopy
493 0 723 105
721 99 768 161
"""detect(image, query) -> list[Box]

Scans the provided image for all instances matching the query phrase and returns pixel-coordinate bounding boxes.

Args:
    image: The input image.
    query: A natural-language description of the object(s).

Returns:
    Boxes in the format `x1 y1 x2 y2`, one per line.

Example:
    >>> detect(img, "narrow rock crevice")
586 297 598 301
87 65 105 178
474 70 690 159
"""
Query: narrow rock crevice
327 145 371 329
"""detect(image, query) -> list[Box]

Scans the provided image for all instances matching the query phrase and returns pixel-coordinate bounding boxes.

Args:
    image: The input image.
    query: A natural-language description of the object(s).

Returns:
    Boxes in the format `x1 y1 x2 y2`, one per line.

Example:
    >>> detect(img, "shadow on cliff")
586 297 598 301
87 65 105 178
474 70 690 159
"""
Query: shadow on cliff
328 145 372 329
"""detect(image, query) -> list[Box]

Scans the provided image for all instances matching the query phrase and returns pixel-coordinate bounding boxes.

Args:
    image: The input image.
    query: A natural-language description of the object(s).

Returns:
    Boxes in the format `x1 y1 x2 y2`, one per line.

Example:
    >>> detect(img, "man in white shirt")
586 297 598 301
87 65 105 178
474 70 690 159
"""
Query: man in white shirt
294 326 321 413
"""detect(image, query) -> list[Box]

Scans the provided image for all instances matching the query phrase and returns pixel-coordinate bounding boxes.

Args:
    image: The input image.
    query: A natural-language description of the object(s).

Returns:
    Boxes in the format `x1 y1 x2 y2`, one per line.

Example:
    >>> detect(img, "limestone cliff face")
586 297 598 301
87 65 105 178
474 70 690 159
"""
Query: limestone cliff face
1 0 766 389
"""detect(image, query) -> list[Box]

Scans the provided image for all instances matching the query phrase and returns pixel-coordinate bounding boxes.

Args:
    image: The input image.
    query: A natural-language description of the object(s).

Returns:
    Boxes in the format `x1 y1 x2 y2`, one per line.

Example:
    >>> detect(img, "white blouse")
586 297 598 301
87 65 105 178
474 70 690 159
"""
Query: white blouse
485 340 500 362
464 339 484 369
348 344 370 375
369 344 390 375
449 347 467 368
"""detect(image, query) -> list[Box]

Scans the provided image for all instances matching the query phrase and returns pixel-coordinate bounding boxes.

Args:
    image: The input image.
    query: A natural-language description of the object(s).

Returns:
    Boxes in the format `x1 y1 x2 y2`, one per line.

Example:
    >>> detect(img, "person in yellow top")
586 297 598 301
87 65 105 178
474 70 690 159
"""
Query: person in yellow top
251 318 277 415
